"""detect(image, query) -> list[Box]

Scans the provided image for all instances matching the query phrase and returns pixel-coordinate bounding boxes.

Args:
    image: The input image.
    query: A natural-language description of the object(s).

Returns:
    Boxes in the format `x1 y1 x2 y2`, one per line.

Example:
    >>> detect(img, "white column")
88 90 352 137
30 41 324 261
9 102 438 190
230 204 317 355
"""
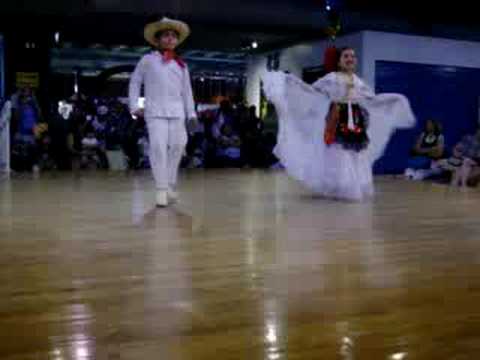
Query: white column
0 100 11 175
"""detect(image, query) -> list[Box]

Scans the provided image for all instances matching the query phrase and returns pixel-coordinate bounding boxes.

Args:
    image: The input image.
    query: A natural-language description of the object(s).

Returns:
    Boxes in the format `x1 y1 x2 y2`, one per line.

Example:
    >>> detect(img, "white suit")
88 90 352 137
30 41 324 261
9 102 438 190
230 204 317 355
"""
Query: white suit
129 51 196 191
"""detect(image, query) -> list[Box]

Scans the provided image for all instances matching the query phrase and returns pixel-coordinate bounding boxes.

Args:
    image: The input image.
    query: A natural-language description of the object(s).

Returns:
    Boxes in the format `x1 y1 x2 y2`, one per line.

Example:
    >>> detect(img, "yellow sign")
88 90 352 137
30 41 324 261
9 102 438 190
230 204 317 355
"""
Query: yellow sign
16 72 40 89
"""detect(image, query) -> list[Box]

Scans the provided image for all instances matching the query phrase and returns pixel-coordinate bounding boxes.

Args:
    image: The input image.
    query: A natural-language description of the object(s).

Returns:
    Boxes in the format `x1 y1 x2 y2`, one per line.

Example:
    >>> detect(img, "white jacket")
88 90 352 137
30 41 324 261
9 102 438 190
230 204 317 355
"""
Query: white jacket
129 51 196 119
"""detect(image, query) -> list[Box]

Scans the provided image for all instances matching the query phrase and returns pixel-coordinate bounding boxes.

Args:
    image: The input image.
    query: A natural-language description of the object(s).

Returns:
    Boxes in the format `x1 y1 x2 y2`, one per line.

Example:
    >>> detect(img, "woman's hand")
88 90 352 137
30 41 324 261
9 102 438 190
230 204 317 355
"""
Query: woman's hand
132 109 144 119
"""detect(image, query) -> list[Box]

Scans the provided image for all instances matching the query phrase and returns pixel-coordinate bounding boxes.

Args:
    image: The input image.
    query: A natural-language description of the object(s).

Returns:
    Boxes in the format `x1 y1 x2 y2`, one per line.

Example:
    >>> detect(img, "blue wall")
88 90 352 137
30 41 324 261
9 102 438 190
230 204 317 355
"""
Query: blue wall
374 61 480 174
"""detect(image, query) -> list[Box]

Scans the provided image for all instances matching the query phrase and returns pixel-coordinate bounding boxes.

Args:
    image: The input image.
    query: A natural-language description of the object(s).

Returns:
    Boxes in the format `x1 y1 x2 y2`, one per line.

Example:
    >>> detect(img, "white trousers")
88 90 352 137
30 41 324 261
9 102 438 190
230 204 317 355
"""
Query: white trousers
146 117 187 191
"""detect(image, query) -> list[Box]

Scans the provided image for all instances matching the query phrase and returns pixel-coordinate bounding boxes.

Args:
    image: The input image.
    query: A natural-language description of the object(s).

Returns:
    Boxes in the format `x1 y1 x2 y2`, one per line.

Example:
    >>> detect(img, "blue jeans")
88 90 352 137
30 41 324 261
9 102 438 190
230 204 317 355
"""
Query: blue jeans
407 156 432 170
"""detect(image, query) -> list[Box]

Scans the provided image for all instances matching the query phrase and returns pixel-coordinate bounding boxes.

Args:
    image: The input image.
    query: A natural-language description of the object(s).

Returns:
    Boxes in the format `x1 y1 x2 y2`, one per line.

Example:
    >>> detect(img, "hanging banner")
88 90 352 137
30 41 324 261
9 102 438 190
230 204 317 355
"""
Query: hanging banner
16 72 40 89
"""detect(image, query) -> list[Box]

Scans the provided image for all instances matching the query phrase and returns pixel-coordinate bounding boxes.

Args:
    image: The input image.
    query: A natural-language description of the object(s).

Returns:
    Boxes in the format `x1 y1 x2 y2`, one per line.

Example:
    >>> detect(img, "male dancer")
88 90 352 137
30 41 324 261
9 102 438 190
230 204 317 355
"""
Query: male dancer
129 17 196 207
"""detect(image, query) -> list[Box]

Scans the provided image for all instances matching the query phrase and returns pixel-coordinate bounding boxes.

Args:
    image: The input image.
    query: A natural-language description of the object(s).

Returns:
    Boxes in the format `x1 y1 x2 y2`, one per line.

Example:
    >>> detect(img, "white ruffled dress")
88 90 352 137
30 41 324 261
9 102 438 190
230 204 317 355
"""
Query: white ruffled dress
262 71 415 201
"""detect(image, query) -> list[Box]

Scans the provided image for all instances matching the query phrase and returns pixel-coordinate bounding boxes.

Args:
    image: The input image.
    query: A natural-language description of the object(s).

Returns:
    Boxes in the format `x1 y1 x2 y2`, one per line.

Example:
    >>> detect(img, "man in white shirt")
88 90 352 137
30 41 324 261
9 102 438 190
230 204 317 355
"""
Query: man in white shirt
129 17 196 207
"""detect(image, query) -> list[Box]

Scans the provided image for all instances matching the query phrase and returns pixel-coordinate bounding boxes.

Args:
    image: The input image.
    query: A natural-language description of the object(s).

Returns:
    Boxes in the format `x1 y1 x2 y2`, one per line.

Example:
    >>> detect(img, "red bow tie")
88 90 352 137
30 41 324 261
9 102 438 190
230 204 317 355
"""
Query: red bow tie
159 50 186 68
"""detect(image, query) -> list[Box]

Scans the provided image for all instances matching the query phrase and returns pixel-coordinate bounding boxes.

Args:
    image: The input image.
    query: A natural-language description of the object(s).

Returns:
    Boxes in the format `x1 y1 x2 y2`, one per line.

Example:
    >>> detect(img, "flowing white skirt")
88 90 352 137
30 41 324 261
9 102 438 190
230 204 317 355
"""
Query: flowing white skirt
263 71 415 201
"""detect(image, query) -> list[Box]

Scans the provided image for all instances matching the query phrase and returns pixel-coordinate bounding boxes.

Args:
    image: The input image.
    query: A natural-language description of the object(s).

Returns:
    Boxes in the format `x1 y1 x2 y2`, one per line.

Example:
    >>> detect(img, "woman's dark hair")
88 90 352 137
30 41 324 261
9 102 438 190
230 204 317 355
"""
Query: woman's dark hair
426 120 443 135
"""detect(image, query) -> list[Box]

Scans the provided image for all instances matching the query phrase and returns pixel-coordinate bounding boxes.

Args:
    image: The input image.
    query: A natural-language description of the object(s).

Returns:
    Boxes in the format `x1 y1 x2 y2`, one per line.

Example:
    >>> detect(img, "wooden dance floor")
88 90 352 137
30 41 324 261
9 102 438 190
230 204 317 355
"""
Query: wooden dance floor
1 170 480 359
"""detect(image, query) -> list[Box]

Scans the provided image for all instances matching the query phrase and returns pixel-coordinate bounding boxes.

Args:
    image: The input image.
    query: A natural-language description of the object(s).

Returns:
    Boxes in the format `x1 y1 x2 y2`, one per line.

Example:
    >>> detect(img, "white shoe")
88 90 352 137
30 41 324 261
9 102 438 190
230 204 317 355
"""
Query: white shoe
167 189 178 203
404 168 414 179
156 190 168 208
413 170 426 181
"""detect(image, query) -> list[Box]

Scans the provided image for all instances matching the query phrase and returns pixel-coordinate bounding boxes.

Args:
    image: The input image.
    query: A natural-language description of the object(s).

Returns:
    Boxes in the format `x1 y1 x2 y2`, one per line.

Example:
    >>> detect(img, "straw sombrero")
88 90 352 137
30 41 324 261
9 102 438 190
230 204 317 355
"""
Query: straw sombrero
144 17 191 47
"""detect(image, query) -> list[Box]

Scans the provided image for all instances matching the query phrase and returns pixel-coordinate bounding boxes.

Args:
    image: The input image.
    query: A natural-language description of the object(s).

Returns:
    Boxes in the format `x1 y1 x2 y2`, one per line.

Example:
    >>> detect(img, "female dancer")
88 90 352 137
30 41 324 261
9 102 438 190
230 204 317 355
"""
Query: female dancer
263 47 415 201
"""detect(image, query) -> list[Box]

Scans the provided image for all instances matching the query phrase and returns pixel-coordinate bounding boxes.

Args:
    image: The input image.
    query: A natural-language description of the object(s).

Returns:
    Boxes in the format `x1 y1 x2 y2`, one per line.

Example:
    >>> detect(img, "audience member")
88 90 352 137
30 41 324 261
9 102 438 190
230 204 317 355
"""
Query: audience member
405 120 444 179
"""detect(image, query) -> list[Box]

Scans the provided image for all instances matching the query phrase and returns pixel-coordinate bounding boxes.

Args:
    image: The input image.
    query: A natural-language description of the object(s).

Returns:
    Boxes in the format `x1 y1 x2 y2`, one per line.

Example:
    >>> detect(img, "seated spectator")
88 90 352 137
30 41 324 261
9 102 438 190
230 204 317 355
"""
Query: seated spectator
450 130 480 187
104 101 125 152
49 101 74 170
184 117 206 168
241 106 265 168
417 128 480 184
405 120 444 179
212 100 235 140
215 124 242 167
200 110 220 168
137 135 150 169
450 157 476 187
184 146 205 169
34 122 53 171
80 127 101 169
83 104 109 169
122 117 146 170
69 102 88 170
11 87 42 172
